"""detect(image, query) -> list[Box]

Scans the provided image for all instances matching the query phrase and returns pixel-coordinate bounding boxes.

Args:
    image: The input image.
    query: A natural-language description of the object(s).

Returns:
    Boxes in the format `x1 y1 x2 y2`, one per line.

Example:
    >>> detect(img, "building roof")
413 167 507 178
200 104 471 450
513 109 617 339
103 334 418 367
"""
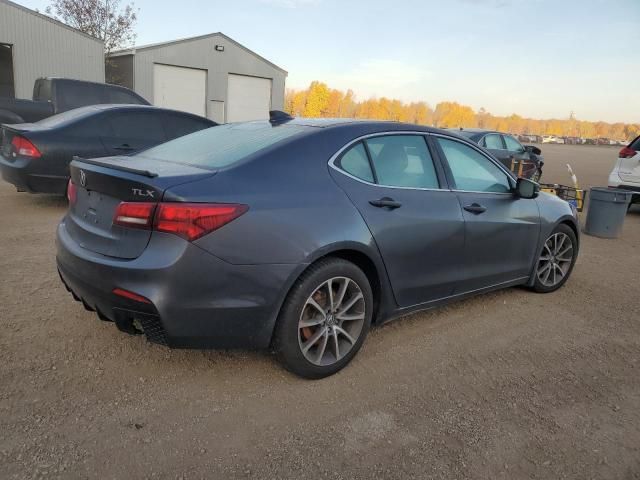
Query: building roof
109 32 287 75
0 0 104 44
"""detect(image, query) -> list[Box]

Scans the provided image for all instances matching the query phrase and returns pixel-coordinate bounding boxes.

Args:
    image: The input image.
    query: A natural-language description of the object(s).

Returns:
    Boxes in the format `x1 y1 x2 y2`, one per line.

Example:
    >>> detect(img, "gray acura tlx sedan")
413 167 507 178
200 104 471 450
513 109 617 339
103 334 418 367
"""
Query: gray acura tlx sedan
56 114 580 379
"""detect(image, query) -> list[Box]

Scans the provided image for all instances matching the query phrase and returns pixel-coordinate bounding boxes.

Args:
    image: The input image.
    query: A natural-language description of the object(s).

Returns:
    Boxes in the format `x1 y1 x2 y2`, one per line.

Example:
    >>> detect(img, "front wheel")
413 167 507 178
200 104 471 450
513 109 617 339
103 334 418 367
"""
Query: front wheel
531 224 578 293
273 258 373 379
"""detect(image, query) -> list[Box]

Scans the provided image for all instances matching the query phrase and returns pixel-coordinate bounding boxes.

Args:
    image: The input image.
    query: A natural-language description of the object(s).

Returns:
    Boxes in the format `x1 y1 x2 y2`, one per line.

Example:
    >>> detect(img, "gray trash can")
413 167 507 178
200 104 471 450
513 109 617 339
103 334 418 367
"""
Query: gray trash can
584 187 633 238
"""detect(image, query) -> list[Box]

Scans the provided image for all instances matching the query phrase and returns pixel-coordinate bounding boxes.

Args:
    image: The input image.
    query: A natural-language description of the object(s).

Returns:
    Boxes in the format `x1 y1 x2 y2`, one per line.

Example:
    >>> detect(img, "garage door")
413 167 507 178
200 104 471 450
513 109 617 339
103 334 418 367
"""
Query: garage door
153 64 206 117
227 74 272 122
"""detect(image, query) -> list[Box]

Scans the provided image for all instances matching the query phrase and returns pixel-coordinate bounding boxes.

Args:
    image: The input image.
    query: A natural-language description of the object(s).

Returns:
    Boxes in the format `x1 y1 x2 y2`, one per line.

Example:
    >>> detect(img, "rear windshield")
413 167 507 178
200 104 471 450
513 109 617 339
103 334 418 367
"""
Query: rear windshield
452 130 481 141
630 136 640 151
137 122 310 168
37 107 98 127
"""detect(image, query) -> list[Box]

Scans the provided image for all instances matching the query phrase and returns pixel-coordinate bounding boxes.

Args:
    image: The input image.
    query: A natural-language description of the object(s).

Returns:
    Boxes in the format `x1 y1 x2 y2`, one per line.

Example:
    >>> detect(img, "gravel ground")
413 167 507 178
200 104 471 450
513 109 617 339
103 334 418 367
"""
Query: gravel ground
1 144 639 479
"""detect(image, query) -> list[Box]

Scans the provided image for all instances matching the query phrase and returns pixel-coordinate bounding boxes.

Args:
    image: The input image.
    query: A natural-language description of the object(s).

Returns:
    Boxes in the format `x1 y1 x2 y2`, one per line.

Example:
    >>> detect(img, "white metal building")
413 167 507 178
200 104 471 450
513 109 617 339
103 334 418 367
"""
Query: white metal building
0 0 105 99
107 33 287 124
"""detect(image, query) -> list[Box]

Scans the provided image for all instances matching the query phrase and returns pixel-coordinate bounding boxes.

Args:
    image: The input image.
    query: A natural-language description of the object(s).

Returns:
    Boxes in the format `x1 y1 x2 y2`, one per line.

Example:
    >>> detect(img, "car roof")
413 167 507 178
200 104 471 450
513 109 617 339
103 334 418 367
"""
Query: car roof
35 104 214 129
263 117 445 133
447 128 499 135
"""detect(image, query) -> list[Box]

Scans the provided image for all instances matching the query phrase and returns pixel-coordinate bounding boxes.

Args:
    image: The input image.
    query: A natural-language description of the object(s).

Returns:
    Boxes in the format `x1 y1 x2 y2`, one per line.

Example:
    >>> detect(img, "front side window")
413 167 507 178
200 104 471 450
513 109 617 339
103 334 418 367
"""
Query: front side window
504 135 525 153
58 83 103 111
337 142 374 183
162 113 214 141
437 137 511 193
483 134 504 150
365 135 439 189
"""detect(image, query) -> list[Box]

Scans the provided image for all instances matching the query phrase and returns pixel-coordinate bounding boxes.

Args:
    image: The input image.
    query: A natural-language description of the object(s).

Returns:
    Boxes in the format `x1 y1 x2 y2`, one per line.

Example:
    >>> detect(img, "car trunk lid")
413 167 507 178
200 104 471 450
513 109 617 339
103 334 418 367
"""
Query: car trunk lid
66 156 216 259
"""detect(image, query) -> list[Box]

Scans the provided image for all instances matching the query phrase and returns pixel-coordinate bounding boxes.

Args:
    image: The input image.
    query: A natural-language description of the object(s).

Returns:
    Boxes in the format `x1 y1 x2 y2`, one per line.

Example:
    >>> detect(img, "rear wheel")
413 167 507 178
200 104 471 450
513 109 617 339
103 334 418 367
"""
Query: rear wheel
274 258 373 379
532 224 577 293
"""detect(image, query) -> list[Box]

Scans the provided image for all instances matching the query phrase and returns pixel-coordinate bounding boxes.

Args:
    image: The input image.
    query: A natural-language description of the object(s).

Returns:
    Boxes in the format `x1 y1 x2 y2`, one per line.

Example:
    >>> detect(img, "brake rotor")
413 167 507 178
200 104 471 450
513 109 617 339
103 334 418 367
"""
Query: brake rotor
301 289 327 340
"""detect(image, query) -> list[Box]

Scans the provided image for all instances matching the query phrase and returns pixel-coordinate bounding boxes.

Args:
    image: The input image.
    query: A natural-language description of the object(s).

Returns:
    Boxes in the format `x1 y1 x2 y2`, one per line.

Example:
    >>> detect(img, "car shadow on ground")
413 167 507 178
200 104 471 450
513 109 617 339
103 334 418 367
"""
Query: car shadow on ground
91 285 525 381
6 191 68 210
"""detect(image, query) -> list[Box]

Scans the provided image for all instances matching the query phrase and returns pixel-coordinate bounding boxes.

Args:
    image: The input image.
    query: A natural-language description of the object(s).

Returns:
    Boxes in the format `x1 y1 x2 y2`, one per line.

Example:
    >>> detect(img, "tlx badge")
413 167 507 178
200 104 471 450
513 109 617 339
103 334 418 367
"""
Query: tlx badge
132 188 155 198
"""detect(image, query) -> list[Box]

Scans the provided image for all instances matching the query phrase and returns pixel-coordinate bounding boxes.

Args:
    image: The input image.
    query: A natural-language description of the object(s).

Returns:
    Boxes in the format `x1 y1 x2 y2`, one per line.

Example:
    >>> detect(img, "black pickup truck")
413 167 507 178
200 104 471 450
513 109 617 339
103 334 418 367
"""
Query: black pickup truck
0 77 149 124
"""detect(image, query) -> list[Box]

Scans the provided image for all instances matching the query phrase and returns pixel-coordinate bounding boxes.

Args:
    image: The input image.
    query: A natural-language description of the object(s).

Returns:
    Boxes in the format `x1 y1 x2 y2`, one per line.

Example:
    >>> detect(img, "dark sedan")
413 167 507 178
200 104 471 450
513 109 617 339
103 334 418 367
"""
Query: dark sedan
0 105 216 195
57 115 579 379
452 128 544 181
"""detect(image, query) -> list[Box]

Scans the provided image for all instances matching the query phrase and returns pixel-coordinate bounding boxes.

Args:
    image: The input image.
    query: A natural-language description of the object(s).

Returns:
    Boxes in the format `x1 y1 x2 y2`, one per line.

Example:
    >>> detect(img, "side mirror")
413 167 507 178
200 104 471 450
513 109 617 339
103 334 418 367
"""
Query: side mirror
515 177 539 199
525 145 542 155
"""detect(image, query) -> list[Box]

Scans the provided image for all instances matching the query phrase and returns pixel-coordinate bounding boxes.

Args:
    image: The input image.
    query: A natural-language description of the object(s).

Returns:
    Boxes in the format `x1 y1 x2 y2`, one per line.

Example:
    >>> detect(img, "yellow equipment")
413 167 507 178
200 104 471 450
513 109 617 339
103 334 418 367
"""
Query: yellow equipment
539 164 586 212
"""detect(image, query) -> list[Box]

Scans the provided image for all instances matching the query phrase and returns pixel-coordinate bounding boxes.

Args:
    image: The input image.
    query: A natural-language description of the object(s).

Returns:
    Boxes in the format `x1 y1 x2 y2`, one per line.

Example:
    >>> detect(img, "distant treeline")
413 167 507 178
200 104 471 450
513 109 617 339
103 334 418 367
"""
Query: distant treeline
285 81 639 141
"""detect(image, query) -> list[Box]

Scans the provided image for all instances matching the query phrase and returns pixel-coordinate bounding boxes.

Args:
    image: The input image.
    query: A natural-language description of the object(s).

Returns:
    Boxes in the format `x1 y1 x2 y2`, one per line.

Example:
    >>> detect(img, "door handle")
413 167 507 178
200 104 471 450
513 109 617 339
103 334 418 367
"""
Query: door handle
114 144 134 151
369 197 402 209
463 203 487 214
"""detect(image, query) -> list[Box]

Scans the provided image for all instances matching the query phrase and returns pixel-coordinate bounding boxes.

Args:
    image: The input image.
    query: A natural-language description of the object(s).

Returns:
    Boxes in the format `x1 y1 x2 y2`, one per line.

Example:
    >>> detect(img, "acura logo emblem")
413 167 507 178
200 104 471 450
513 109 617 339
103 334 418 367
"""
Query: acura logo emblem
79 170 87 187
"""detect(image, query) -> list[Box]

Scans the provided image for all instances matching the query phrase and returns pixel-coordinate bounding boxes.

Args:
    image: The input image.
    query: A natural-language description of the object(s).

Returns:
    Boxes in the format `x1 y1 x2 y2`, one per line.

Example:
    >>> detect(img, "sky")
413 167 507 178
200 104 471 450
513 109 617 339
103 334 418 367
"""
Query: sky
16 0 640 123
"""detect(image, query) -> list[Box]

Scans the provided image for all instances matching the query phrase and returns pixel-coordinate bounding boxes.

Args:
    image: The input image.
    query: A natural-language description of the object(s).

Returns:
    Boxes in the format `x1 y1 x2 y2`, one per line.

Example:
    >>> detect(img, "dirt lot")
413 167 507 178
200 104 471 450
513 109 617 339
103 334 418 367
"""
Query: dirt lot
1 144 639 479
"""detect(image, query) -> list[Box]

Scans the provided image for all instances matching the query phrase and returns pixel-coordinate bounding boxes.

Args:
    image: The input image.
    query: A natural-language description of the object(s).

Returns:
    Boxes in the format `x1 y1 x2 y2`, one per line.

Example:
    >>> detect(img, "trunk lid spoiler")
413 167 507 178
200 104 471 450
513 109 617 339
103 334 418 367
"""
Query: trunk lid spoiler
66 156 216 259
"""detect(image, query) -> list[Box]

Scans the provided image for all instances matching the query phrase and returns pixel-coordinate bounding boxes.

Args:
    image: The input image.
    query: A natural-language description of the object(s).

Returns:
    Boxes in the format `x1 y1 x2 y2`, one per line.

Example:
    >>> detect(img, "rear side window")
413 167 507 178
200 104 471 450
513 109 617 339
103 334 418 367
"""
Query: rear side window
37 107 96 127
107 88 146 105
138 122 309 168
365 135 439 189
108 112 165 141
483 134 504 150
162 113 214 141
504 135 524 153
338 143 374 183
58 83 104 111
67 114 112 137
33 79 52 101
437 137 511 193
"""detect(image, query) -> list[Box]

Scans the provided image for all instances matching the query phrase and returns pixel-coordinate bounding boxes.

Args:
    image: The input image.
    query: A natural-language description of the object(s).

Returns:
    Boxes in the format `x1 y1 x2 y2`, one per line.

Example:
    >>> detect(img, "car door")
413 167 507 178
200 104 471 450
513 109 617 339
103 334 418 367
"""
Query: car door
482 133 508 164
63 113 113 165
433 136 540 293
329 133 465 307
101 110 167 155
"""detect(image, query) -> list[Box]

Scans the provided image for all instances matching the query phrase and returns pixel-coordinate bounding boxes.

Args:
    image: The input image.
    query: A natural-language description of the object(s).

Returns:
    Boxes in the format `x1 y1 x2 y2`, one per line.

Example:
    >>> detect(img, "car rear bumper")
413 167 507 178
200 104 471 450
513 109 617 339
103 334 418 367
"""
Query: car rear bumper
608 171 640 203
56 217 303 349
610 184 640 203
0 156 67 194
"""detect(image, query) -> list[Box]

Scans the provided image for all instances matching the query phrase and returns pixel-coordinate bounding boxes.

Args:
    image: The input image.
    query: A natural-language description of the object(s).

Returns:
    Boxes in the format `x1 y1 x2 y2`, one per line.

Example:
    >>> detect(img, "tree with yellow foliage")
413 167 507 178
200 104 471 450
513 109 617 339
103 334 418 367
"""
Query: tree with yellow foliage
285 82 639 141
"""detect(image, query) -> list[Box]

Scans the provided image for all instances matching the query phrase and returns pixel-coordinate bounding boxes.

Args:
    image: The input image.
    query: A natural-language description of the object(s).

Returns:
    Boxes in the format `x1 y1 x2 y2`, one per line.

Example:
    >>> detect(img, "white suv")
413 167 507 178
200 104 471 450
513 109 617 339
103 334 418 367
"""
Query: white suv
608 135 640 208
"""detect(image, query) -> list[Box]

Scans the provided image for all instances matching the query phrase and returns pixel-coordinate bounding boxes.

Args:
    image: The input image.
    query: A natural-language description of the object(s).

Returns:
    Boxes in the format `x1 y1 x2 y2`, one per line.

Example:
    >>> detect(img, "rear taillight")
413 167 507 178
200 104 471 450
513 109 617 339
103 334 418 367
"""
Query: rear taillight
67 179 77 205
112 202 248 241
113 202 156 229
619 146 637 158
155 203 249 241
11 135 41 158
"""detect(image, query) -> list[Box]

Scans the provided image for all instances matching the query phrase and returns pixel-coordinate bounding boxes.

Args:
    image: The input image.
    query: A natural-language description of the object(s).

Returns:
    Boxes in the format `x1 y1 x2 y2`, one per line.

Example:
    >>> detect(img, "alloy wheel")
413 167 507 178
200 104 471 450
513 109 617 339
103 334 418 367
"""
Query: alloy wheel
298 276 366 366
537 232 574 287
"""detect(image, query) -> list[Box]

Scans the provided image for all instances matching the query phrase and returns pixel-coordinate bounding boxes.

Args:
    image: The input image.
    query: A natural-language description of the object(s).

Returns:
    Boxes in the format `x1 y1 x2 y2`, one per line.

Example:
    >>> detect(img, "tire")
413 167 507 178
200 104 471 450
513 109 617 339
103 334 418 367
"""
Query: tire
273 258 373 379
531 224 578 293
